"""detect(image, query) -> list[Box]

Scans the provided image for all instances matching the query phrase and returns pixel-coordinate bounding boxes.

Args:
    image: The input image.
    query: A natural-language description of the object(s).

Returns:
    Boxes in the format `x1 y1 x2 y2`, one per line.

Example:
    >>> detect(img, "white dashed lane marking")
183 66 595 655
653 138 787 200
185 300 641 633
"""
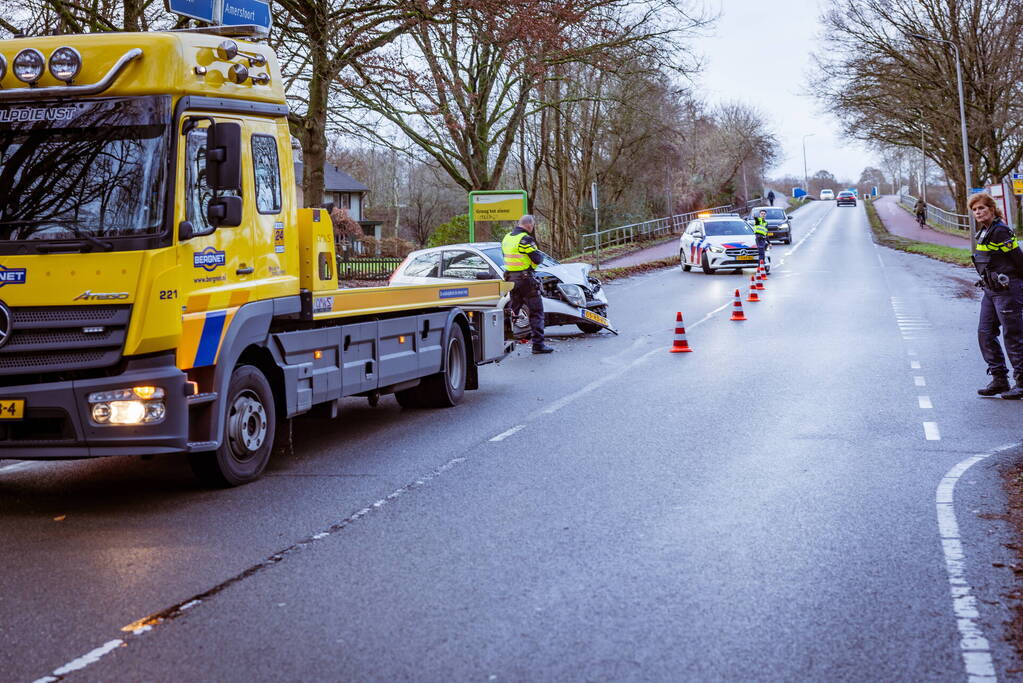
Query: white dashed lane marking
915 376 927 387
489 425 525 442
919 396 933 409
923 422 941 441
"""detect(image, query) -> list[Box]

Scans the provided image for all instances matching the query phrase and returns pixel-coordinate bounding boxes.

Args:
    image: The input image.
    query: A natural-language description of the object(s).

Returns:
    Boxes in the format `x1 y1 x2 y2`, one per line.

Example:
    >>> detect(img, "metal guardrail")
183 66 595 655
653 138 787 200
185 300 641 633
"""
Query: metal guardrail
899 193 969 232
580 201 762 253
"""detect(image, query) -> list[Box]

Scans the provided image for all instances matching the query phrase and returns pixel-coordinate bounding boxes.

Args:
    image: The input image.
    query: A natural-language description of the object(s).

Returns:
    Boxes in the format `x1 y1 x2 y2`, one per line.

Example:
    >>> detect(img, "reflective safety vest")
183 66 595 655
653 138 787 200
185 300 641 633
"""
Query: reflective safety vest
502 229 538 272
752 216 768 237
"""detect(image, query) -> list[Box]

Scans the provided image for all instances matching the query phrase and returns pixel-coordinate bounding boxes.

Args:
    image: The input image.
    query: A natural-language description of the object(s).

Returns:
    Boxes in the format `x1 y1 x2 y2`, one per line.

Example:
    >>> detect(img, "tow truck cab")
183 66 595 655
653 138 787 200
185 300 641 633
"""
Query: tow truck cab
0 30 509 485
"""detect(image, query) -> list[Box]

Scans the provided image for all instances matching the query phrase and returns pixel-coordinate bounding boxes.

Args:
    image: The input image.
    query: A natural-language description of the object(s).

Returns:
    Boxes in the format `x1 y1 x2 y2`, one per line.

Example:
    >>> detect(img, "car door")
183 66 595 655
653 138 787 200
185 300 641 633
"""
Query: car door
683 221 703 264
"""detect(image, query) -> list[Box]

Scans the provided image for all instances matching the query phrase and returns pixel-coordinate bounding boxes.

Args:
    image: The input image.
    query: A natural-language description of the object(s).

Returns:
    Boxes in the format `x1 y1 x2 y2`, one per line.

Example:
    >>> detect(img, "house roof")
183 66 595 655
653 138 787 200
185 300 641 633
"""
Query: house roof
294 162 370 193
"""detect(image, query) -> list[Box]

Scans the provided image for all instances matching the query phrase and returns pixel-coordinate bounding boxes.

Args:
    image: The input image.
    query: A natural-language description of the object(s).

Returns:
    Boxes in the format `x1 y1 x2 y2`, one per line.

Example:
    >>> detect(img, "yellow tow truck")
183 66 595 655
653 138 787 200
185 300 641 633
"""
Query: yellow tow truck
0 28 510 485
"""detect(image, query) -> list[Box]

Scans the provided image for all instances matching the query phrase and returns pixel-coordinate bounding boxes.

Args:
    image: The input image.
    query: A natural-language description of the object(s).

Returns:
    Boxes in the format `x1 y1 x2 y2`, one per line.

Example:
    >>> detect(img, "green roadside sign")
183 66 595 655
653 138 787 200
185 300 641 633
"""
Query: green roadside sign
468 190 529 242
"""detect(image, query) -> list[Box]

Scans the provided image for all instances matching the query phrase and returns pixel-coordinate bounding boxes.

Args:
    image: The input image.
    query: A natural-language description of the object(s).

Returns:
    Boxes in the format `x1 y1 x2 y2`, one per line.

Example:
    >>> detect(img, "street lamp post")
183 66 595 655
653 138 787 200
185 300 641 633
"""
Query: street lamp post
802 133 815 198
910 32 975 250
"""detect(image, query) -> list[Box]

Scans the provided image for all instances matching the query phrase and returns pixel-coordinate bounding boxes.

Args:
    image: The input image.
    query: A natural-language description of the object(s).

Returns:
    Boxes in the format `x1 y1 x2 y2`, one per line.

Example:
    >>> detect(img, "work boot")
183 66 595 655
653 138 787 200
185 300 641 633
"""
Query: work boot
1002 378 1023 400
979 376 1010 397
531 343 554 355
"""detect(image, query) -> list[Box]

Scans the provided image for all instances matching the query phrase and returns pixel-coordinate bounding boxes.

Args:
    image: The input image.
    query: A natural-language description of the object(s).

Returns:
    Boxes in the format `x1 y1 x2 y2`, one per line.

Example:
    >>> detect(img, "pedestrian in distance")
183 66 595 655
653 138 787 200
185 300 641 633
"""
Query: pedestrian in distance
502 215 554 354
752 209 769 265
970 193 1023 398
767 190 775 206
914 198 927 228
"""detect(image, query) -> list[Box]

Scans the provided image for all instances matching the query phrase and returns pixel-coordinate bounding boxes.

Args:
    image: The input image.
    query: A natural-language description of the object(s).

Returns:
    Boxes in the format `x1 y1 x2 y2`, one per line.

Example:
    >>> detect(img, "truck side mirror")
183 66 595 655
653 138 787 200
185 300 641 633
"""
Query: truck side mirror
206 122 242 191
208 195 243 227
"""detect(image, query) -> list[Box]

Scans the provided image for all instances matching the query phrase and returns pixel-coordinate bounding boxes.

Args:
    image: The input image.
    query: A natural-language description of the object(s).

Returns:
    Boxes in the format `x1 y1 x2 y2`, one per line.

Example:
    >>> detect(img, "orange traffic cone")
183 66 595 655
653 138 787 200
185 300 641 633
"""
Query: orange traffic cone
746 277 761 302
670 312 693 353
730 289 747 321
755 267 766 291
759 260 769 280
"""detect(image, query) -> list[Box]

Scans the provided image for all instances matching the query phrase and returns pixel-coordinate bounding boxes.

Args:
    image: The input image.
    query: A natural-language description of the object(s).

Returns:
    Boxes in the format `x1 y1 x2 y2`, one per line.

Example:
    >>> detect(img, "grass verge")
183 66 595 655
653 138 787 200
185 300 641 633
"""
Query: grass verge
591 256 678 282
864 197 972 267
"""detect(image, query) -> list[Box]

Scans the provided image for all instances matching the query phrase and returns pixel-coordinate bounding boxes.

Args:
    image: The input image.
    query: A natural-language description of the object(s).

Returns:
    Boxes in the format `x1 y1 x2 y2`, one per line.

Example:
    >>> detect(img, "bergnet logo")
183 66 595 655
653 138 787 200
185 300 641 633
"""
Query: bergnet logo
0 265 27 288
193 247 227 272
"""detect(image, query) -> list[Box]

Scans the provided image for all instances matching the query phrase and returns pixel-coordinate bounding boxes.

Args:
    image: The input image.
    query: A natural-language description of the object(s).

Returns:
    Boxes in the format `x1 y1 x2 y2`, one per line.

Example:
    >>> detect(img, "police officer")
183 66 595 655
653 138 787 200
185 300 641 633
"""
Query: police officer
971 193 1023 398
752 209 769 265
502 215 553 354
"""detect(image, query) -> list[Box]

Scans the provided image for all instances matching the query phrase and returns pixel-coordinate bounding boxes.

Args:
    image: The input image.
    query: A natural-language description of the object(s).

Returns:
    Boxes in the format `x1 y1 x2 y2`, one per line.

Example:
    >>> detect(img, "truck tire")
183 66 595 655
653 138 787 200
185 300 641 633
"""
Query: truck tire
418 324 466 408
189 365 276 487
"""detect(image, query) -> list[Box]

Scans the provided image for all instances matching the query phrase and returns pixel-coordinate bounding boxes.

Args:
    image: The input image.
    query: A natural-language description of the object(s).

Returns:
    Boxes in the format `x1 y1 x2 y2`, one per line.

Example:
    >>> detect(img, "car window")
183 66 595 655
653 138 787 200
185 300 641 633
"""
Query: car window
760 208 785 219
403 252 440 277
686 221 703 235
704 220 753 236
440 250 495 279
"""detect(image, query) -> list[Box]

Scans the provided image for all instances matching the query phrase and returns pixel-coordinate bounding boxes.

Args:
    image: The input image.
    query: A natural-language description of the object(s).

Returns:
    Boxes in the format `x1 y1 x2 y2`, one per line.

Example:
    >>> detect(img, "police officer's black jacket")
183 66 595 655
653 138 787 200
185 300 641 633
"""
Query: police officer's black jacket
973 219 1023 280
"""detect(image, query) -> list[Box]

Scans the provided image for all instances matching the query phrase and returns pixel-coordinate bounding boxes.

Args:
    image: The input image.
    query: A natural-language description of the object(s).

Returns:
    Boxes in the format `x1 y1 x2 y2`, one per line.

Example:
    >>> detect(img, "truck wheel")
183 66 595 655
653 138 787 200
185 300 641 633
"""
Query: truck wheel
394 384 423 409
418 324 466 408
189 365 276 487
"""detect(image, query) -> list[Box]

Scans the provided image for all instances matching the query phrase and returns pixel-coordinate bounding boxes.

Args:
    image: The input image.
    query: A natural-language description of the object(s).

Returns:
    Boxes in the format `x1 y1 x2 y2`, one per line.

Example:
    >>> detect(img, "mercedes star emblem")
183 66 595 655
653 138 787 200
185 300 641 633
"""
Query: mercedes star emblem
0 301 11 350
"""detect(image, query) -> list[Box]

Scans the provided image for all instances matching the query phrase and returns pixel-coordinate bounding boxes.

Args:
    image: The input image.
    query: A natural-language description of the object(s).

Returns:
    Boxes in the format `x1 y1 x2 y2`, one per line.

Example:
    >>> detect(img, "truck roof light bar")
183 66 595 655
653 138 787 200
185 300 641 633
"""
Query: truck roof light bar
0 48 141 102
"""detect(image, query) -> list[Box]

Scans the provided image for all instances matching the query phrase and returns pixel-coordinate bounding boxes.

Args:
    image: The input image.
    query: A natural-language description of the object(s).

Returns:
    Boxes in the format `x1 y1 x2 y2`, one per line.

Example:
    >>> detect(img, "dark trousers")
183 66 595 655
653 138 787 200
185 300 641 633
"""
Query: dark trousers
755 236 767 265
509 274 545 345
978 280 1023 380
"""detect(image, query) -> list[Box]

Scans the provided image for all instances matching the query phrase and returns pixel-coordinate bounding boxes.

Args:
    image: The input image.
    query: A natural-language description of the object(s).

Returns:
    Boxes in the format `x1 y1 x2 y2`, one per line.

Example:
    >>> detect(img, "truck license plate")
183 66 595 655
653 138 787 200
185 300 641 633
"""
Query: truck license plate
0 399 25 420
737 255 755 261
583 310 608 325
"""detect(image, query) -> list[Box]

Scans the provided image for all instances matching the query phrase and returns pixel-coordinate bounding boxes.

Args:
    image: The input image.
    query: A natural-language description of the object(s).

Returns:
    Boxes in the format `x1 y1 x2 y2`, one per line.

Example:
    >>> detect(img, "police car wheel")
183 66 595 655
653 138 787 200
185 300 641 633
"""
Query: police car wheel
418 324 466 408
680 250 691 272
189 365 276 488
701 254 714 275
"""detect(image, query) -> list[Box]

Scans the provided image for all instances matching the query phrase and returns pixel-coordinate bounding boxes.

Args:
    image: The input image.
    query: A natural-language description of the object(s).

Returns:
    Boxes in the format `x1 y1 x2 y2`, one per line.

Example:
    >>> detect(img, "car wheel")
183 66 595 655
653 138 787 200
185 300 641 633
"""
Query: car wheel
189 365 276 488
680 250 691 272
784 238 792 245
701 253 714 275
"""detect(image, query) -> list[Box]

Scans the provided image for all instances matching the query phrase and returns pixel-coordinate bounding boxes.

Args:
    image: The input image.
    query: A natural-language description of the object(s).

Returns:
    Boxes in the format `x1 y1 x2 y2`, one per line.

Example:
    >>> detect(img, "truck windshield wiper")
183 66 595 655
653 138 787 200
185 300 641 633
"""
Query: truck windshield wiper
0 220 114 252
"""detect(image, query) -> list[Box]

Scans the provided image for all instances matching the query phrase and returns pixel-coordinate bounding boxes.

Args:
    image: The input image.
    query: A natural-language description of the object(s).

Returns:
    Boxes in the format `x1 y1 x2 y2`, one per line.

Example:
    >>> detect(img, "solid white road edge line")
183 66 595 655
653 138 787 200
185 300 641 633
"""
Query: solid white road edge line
936 443 1020 682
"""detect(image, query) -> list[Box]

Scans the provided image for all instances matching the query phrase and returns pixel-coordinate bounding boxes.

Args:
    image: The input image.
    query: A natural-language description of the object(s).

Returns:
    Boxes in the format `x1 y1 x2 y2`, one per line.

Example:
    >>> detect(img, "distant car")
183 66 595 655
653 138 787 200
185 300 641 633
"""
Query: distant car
679 215 771 275
820 189 835 200
389 243 615 334
746 206 793 245
836 190 857 207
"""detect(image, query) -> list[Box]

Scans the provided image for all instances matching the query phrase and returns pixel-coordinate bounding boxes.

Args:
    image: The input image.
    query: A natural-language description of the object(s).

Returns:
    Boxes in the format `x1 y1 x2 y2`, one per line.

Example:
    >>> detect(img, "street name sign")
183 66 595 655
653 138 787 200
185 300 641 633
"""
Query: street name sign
169 0 216 22
221 0 271 30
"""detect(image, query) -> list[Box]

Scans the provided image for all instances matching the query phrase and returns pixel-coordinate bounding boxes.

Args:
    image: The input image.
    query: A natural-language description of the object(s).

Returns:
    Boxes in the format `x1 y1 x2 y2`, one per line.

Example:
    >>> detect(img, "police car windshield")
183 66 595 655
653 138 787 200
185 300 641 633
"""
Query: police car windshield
705 220 753 236
482 247 560 268
0 96 169 244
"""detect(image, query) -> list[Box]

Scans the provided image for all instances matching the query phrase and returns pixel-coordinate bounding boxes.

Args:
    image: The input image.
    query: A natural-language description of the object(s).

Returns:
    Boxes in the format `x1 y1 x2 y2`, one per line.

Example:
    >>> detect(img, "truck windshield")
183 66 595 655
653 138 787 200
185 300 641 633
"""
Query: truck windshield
0 96 169 246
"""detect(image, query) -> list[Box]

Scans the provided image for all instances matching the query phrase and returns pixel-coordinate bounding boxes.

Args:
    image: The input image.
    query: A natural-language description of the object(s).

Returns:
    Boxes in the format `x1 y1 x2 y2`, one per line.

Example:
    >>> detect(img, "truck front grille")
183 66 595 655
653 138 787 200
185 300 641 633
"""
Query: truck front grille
0 305 130 376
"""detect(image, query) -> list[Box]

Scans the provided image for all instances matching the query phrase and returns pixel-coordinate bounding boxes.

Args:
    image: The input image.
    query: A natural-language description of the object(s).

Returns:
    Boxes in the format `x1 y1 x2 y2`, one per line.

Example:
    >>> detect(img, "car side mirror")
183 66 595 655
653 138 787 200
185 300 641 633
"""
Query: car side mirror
206 122 242 191
476 271 495 280
207 195 243 227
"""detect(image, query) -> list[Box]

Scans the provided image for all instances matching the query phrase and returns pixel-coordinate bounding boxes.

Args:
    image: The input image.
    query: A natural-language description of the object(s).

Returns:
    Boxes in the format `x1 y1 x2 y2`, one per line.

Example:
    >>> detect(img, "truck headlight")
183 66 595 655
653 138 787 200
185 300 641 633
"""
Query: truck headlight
557 283 587 308
13 48 45 84
48 46 82 83
88 386 165 425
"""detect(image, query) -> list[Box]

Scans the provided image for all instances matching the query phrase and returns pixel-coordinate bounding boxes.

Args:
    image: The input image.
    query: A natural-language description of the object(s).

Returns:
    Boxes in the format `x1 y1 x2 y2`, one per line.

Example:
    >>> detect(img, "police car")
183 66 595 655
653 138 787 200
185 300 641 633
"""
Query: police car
679 214 771 275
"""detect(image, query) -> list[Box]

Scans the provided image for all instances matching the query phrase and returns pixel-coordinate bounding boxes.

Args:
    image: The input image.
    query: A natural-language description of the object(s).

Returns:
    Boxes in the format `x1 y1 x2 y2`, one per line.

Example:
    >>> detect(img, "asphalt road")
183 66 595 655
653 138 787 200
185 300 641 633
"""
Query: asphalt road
4 200 1023 681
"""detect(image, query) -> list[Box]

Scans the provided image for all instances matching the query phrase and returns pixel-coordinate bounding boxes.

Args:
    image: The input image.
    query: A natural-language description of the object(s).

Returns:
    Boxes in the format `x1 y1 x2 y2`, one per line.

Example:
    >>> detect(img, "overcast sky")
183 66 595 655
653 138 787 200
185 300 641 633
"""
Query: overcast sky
687 0 876 187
